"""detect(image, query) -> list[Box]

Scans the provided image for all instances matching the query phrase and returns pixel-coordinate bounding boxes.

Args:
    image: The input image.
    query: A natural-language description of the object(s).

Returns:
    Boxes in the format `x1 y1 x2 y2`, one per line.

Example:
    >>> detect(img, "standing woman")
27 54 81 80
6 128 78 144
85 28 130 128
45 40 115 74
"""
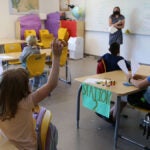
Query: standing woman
109 7 125 45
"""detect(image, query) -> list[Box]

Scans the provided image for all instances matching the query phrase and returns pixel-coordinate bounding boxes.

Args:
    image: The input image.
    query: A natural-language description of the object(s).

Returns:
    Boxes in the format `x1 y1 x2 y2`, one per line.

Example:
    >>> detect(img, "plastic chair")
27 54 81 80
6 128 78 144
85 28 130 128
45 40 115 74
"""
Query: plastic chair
39 29 54 48
58 28 71 84
32 106 52 150
24 29 36 38
46 28 71 84
59 46 71 84
97 58 106 74
24 29 43 47
58 28 69 41
26 53 46 77
4 43 22 65
46 45 71 84
120 105 150 149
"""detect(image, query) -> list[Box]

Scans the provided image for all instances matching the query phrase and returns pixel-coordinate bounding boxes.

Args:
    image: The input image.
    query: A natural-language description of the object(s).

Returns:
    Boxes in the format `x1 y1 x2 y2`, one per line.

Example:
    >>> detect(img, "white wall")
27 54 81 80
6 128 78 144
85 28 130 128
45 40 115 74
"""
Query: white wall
0 0 59 38
85 31 150 64
1 0 150 64
69 0 150 64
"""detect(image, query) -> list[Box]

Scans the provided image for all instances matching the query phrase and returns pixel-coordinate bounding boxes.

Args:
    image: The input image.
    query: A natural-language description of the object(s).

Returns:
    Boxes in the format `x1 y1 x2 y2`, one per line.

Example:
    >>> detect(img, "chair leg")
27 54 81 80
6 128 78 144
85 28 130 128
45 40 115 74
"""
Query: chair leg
59 60 71 85
2 61 8 70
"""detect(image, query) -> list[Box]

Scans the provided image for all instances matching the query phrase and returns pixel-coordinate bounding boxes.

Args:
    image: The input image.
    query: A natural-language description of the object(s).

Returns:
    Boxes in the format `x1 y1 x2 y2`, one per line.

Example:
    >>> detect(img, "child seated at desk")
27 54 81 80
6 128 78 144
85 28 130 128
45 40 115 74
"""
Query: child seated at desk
20 35 46 91
0 39 65 149
110 74 150 122
97 42 130 73
97 42 130 124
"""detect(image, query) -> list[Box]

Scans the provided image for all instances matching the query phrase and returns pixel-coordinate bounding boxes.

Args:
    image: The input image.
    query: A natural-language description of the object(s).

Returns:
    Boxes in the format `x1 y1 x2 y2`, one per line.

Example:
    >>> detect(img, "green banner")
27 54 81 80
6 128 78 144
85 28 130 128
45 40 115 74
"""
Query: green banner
82 83 112 118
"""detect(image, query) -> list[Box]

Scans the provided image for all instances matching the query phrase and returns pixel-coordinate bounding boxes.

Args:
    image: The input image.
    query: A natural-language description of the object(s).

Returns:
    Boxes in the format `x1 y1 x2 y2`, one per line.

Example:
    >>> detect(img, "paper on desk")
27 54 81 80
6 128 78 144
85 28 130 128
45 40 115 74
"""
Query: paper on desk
84 78 105 84
0 56 13 59
117 59 129 75
131 59 140 76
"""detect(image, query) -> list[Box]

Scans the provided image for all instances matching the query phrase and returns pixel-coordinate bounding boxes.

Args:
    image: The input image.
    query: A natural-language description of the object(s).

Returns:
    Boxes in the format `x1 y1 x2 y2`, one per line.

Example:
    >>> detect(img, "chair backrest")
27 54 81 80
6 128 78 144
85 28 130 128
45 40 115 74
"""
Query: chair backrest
4 43 22 65
58 28 69 41
26 53 46 77
4 43 22 53
33 106 52 150
39 29 50 37
57 28 69 67
97 59 106 74
39 29 54 48
49 46 68 67
24 29 37 39
41 109 52 150
59 46 68 66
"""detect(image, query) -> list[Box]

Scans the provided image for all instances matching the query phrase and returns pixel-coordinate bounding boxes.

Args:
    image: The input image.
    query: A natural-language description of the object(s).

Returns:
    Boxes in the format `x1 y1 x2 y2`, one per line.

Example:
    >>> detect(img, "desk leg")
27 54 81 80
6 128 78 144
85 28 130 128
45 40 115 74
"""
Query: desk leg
65 60 68 81
0 45 4 53
114 96 121 150
76 84 82 129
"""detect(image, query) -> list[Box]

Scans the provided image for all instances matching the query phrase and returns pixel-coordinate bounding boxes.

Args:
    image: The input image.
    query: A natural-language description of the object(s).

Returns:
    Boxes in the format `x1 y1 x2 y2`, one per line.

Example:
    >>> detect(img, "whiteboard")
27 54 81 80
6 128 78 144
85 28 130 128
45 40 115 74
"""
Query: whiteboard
85 0 150 35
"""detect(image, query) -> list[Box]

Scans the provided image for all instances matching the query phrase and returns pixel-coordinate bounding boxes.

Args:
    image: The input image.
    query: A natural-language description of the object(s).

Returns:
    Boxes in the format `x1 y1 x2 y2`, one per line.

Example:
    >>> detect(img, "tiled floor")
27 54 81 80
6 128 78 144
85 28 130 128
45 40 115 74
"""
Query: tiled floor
39 56 150 150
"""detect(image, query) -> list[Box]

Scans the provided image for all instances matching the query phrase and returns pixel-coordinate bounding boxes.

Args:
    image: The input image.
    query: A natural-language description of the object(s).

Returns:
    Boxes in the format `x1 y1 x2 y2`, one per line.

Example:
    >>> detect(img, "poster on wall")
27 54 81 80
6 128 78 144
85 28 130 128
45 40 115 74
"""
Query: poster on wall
9 0 39 14
59 0 70 11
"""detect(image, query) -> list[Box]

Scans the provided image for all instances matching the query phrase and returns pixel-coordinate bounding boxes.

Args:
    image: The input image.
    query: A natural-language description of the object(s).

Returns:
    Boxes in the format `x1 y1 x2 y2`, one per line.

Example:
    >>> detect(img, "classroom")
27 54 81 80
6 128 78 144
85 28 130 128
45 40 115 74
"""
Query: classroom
0 0 150 150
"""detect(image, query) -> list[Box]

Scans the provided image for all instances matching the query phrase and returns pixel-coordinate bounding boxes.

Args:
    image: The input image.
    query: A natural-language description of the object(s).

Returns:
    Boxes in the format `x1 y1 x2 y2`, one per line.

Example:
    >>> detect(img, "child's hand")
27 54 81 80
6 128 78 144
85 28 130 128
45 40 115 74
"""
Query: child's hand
51 39 67 57
59 39 68 47
126 73 132 82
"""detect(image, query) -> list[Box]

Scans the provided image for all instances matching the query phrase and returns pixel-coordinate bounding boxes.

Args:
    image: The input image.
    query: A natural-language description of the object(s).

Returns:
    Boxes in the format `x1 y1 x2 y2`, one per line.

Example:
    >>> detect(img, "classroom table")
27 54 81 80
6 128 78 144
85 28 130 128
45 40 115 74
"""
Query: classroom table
0 38 25 45
75 68 150 150
136 64 150 77
0 49 51 61
0 38 26 53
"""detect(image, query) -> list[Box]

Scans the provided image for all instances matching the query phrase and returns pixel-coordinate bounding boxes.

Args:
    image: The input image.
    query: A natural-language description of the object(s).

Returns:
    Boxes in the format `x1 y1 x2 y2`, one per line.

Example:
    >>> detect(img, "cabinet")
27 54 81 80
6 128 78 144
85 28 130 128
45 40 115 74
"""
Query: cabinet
61 21 85 59
60 20 84 37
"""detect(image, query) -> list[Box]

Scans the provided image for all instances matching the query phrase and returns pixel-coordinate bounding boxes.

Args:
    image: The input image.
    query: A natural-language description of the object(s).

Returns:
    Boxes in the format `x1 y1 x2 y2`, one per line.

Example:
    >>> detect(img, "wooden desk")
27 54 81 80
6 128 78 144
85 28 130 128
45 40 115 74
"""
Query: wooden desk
76 71 141 96
136 64 150 77
0 38 26 54
0 38 25 45
0 49 51 61
75 70 149 150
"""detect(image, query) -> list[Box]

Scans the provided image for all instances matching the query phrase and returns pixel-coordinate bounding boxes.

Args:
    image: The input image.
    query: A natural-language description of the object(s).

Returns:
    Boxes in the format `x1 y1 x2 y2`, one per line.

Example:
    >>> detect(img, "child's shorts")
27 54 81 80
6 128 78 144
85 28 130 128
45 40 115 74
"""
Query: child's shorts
127 90 150 110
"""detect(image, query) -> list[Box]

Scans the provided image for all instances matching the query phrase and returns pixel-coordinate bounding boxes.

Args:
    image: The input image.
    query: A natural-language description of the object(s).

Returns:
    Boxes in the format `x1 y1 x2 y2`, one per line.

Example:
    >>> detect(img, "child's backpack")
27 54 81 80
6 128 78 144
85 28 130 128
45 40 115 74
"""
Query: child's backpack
33 106 58 150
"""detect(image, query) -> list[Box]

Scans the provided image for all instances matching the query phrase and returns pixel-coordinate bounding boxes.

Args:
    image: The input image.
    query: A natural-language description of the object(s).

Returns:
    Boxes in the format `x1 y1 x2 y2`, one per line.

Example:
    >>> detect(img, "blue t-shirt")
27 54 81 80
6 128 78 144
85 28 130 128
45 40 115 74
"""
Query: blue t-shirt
143 76 150 104
20 45 40 68
147 76 150 82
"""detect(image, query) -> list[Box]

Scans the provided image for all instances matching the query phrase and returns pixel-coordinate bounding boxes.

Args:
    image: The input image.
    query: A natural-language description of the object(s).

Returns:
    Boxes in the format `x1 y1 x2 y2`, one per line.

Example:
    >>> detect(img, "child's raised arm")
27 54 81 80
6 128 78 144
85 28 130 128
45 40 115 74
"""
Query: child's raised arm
32 39 66 105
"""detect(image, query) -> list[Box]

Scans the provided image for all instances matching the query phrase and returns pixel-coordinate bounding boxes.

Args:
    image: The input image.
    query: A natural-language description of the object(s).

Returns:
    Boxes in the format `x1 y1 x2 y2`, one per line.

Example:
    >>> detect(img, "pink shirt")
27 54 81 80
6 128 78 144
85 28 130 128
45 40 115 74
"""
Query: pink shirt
0 93 37 150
